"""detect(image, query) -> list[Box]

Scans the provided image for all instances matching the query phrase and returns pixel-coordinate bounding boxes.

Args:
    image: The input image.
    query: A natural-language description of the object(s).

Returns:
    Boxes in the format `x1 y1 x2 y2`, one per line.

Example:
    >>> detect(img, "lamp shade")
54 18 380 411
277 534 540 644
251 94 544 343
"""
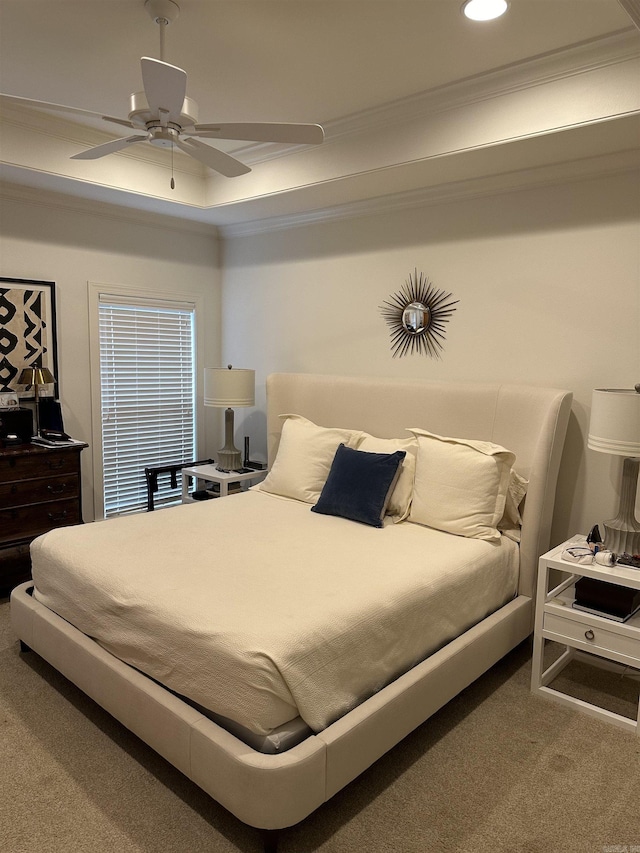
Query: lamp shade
18 366 55 386
204 367 255 408
588 388 640 457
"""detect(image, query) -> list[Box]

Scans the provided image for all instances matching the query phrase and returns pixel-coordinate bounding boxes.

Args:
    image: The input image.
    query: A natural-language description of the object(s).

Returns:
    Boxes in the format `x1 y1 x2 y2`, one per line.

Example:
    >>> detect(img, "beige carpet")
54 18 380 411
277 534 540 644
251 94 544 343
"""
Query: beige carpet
1 595 639 853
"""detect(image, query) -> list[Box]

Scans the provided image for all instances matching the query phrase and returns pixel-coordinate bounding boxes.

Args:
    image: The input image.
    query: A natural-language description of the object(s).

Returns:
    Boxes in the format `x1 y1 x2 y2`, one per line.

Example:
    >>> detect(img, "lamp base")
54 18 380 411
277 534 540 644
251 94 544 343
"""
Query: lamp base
216 407 243 473
602 457 640 556
216 449 243 473
603 522 640 557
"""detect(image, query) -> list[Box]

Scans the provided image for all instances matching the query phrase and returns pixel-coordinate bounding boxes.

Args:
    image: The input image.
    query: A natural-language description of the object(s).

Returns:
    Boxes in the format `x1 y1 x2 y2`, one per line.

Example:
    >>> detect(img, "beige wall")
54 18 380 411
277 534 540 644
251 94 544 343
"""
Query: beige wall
1 169 638 544
222 169 640 546
0 192 221 521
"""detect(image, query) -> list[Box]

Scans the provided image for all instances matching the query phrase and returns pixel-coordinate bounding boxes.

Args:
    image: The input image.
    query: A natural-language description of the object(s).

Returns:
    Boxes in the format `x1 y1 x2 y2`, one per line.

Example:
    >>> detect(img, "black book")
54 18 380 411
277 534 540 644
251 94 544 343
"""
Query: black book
573 576 640 622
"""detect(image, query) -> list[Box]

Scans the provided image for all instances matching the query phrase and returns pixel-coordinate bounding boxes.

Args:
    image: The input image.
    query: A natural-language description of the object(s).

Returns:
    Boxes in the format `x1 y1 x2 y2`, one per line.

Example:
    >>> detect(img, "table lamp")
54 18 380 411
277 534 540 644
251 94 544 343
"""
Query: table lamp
587 385 640 555
204 365 255 472
18 365 55 438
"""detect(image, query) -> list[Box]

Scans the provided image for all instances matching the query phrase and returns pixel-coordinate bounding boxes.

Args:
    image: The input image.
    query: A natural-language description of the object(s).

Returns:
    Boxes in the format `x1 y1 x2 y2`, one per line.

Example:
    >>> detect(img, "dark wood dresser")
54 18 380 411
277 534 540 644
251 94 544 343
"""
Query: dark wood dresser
0 442 87 596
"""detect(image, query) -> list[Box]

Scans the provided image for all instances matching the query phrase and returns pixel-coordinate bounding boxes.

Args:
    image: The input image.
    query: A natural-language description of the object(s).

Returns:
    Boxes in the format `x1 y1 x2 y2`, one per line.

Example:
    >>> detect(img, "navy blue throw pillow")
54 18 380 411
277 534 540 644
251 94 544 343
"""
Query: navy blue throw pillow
311 444 406 528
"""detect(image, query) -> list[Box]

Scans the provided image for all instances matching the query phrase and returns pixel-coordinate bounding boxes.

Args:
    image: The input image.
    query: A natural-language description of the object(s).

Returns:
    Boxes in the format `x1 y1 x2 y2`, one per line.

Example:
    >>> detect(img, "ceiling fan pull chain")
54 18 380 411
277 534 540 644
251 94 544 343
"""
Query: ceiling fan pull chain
171 142 175 190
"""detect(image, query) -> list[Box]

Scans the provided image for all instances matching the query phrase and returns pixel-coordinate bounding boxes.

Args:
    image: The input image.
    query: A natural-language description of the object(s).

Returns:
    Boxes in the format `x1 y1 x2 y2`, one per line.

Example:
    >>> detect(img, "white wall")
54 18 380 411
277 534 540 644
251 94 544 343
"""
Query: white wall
0 191 221 521
2 170 637 543
222 169 640 546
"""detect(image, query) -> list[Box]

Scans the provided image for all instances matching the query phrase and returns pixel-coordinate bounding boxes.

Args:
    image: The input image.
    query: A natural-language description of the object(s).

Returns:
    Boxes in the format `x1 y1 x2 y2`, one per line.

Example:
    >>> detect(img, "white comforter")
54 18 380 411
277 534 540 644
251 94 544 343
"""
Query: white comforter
31 489 518 735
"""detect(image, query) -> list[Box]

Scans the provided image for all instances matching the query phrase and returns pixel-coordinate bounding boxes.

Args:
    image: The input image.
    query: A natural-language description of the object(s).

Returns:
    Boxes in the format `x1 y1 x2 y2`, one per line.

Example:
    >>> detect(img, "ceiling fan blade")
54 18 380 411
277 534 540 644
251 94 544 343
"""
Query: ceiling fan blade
102 116 137 130
141 57 187 123
175 138 251 177
190 122 325 145
0 92 134 129
70 135 147 160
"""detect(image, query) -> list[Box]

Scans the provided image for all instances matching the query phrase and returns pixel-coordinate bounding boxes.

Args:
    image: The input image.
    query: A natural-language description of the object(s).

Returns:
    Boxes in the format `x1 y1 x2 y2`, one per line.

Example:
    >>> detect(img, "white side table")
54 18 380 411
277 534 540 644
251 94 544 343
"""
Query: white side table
181 463 266 503
531 539 640 736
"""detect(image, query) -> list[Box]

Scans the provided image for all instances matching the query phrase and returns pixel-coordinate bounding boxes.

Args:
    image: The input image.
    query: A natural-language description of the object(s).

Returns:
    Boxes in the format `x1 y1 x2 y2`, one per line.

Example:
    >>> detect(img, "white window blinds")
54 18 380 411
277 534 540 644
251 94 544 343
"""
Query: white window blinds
98 294 196 517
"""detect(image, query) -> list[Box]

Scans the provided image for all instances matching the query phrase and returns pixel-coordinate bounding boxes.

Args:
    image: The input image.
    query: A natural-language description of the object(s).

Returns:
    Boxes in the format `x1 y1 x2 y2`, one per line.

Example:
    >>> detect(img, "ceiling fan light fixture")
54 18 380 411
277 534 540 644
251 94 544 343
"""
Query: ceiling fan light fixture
462 0 509 21
148 126 180 148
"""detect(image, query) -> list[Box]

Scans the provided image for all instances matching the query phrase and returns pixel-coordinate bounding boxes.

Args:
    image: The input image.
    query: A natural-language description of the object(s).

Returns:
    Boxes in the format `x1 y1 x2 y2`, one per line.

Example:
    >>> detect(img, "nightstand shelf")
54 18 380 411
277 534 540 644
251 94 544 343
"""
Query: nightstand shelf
531 540 640 736
181 463 266 503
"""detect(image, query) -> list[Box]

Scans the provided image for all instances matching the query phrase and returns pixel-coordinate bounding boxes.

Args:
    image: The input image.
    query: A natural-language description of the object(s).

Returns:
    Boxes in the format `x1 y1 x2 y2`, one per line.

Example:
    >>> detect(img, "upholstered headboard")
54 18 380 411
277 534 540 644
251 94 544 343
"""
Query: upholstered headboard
266 373 572 600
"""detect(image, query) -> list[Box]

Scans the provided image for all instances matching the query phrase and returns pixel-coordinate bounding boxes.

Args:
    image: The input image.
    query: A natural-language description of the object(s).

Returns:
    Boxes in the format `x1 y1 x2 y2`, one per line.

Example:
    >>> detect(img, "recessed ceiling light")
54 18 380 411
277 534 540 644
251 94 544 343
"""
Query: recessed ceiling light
462 0 509 21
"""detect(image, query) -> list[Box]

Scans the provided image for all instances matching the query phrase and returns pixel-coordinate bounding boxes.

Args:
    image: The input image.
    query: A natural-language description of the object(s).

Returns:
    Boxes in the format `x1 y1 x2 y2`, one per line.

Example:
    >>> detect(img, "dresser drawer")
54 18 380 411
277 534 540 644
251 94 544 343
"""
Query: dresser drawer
0 473 79 507
0 449 78 482
0 498 81 543
544 611 640 666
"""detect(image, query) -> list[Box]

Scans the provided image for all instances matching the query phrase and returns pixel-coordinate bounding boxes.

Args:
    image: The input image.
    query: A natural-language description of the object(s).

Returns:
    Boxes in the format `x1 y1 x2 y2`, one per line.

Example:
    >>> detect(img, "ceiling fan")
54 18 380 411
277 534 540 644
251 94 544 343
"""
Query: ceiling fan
0 0 324 180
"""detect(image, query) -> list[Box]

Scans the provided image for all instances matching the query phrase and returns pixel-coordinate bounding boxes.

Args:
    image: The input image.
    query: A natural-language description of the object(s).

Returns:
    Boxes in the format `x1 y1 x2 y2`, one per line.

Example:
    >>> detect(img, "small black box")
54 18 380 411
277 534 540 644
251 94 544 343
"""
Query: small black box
0 407 33 444
574 576 640 622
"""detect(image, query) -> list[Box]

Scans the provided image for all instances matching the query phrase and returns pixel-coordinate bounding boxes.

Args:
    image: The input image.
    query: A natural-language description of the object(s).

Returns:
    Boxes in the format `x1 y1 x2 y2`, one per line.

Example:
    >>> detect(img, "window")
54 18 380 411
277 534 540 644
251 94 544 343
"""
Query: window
97 293 196 517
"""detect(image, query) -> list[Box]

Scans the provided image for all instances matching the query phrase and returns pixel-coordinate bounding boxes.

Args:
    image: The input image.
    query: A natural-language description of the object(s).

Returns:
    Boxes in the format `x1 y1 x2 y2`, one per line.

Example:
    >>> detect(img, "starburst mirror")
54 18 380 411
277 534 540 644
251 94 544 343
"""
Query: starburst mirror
380 270 458 358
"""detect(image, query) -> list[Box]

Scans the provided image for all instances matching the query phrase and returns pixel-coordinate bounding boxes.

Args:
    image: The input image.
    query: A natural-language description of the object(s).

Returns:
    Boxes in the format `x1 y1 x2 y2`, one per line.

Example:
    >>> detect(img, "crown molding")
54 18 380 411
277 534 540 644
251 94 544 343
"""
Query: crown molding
0 102 205 177
239 29 640 165
3 30 637 178
618 0 640 30
2 29 638 240
1 143 637 242
220 149 640 238
0 180 218 237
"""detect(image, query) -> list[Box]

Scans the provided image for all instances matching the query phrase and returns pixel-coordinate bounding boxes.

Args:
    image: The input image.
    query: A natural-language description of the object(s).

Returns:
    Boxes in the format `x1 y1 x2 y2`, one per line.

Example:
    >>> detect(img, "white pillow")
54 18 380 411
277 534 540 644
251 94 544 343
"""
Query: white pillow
259 415 363 504
358 434 418 521
498 469 529 541
407 429 516 541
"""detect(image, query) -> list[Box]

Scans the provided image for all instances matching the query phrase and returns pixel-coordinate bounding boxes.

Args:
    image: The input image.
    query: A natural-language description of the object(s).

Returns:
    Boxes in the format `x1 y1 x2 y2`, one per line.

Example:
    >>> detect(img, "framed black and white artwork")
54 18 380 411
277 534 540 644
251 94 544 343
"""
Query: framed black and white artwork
0 278 59 400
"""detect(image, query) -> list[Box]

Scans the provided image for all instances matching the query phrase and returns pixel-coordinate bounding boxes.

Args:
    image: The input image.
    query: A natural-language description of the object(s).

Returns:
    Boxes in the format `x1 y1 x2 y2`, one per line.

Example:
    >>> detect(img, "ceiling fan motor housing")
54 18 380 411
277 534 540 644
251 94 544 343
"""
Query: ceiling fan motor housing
128 91 198 131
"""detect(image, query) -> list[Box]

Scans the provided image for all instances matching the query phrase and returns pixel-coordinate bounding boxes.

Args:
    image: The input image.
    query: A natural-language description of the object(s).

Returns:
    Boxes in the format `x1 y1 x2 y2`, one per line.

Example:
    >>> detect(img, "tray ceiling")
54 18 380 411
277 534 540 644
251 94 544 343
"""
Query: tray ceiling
1 0 638 234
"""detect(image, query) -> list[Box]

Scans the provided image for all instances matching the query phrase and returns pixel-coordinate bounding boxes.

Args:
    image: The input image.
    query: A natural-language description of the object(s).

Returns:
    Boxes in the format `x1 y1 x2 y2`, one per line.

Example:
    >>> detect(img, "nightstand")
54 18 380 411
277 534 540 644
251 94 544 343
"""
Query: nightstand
531 539 640 736
180 463 266 503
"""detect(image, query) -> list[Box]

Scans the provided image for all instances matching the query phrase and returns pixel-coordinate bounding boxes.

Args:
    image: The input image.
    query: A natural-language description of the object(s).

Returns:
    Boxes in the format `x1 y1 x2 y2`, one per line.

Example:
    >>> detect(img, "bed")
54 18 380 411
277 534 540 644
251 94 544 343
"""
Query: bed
10 373 572 851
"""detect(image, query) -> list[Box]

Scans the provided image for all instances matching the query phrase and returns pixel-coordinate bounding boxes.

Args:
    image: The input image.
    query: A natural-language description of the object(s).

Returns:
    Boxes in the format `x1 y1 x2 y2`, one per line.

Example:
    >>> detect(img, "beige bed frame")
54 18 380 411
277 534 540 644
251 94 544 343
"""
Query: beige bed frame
11 373 572 850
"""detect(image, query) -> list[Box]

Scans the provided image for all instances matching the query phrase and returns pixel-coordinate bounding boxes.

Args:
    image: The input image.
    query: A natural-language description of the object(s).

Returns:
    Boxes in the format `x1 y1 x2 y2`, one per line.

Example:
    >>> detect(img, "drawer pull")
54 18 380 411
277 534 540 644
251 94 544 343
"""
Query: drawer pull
585 629 595 641
48 459 65 470
47 510 68 522
47 483 67 494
